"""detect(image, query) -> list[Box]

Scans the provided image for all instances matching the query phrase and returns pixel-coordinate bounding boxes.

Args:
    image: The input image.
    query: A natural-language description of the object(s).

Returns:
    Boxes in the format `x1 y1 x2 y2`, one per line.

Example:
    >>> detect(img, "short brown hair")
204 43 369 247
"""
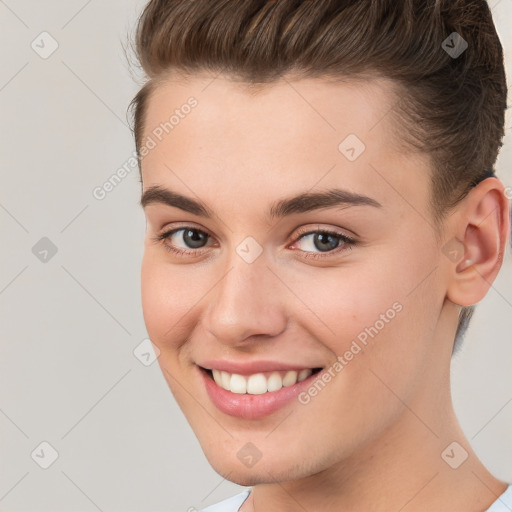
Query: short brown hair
127 0 508 353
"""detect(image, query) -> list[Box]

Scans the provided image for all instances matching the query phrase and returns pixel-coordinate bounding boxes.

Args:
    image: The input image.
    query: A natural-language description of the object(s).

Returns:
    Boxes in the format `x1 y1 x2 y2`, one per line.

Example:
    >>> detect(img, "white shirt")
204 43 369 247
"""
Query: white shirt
199 484 512 511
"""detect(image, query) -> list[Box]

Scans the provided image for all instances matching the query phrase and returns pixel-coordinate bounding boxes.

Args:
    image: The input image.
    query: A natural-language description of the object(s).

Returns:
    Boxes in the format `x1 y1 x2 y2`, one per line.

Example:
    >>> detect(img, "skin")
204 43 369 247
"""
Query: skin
139 72 510 511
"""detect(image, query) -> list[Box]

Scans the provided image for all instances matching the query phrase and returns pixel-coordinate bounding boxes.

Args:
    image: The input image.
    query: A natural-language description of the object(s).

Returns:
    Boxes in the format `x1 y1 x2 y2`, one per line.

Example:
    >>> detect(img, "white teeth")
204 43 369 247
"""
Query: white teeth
298 369 312 382
267 372 283 392
246 373 268 394
282 370 298 387
220 371 230 389
229 373 247 394
212 371 225 388
210 368 316 394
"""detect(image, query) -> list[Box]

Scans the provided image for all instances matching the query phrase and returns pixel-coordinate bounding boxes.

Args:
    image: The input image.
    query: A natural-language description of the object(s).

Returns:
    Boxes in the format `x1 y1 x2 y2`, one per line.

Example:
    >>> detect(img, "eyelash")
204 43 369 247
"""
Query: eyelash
151 225 356 260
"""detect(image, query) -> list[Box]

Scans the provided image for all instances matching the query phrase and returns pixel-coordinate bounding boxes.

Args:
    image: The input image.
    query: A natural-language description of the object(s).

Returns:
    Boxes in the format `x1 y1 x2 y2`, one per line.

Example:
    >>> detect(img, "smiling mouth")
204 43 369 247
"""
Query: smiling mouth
200 366 323 395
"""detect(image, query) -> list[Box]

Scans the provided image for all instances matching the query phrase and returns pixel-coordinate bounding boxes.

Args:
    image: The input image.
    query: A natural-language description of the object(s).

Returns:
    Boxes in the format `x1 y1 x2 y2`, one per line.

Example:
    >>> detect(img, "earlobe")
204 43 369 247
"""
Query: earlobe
445 178 510 307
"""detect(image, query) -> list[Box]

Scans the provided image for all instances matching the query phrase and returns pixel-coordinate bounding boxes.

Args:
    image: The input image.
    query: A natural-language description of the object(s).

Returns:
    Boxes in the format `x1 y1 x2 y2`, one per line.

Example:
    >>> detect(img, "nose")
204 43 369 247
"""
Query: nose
202 253 288 347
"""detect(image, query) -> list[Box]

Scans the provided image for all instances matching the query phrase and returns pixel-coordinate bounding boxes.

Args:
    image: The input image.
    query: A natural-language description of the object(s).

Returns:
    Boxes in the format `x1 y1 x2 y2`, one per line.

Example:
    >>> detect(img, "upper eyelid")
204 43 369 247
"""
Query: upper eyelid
160 223 216 243
293 224 355 239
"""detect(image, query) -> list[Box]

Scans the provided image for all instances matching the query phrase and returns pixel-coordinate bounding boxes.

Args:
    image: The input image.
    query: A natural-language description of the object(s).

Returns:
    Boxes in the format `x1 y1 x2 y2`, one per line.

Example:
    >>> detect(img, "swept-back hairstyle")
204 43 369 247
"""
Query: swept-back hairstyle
127 0 508 353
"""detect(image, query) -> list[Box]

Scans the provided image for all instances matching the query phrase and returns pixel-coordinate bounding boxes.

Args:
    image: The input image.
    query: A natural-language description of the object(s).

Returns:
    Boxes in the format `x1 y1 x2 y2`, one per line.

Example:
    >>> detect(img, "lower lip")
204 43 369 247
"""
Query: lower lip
199 367 321 420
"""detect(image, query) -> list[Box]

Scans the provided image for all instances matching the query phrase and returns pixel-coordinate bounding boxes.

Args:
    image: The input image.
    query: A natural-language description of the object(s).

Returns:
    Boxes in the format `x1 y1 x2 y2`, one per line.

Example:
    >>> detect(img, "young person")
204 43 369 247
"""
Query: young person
128 0 511 510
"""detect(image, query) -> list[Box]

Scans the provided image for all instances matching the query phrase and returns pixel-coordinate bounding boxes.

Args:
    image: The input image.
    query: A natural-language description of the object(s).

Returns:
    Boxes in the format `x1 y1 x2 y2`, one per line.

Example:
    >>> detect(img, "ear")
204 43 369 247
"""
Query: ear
445 177 510 307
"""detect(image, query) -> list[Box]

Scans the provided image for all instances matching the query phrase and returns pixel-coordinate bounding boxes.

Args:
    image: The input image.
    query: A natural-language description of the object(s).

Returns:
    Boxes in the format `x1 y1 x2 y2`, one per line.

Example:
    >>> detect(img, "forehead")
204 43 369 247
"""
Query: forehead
143 73 399 151
140 73 431 219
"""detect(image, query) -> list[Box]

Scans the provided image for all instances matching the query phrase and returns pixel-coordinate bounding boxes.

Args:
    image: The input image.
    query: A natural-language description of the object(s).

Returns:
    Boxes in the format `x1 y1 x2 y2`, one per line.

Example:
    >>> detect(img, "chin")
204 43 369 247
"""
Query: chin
203 446 321 487
211 464 283 487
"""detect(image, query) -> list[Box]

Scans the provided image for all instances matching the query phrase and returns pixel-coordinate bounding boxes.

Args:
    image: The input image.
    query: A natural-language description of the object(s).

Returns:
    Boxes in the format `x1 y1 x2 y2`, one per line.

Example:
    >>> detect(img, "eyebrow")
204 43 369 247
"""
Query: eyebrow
140 185 382 220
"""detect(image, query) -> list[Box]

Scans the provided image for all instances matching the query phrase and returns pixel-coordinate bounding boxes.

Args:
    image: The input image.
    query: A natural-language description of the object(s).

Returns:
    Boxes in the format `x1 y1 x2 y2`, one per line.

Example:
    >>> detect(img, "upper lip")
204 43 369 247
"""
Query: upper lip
198 359 323 375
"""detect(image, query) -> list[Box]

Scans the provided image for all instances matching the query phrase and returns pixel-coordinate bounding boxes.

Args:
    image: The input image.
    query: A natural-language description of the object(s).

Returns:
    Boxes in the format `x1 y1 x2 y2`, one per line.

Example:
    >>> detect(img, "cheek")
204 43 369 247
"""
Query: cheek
275 250 438 450
140 252 202 407
286 259 408 348
140 251 198 350
288 239 439 382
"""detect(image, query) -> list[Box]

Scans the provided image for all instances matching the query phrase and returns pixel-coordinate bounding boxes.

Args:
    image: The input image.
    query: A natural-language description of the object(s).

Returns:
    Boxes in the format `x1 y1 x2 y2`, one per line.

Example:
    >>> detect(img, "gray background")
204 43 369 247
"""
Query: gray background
0 1 511 511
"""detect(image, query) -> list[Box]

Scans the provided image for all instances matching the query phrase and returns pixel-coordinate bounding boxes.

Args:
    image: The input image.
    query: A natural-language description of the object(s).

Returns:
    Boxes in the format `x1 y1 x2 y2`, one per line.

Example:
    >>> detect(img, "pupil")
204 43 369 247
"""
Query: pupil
184 229 206 248
315 233 339 252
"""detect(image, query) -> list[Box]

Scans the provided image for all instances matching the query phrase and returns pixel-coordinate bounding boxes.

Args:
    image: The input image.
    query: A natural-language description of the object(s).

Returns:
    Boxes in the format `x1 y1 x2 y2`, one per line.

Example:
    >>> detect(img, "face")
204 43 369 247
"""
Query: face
140 73 452 485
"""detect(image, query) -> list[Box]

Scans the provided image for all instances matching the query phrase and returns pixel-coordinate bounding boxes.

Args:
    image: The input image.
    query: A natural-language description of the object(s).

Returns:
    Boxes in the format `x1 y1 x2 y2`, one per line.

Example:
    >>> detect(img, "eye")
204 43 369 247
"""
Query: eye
152 226 212 256
291 227 356 260
152 225 356 260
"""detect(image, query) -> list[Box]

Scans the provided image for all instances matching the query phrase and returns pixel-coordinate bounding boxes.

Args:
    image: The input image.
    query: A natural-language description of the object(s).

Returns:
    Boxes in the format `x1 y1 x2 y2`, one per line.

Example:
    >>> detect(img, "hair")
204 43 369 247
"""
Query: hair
127 0 509 354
